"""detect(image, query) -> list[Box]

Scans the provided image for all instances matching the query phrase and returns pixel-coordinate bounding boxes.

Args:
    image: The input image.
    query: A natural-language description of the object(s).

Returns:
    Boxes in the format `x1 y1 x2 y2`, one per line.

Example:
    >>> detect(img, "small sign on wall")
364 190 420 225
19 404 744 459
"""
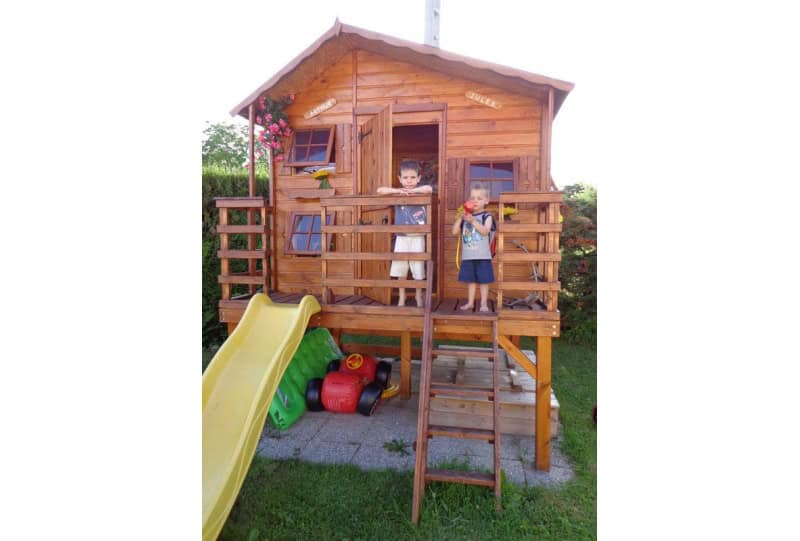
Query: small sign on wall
465 90 502 109
304 98 337 119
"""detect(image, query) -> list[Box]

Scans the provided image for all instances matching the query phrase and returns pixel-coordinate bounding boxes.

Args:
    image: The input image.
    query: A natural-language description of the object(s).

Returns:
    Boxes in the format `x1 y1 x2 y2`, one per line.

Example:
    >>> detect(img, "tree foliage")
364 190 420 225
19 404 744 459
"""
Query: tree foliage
559 183 597 344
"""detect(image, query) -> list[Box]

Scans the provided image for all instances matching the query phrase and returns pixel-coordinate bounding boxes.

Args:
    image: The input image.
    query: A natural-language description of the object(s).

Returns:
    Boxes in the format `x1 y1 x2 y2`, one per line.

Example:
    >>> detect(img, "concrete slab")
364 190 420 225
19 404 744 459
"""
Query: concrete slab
255 393 575 488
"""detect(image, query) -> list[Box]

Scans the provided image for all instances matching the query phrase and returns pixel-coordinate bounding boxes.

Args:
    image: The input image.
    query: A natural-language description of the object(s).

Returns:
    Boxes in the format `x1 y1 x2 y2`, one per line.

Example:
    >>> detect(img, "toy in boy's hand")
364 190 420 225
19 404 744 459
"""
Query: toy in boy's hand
462 201 476 217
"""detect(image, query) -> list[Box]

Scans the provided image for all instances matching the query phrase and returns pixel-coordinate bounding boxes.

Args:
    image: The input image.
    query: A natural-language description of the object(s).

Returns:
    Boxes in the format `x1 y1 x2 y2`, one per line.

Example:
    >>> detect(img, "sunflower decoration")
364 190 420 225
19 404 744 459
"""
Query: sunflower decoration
502 205 519 221
311 168 332 189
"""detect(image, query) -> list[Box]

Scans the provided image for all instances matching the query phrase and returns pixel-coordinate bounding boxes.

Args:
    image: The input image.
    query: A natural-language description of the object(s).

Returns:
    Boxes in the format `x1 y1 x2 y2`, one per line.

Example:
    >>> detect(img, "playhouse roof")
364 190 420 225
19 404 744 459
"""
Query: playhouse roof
231 20 574 119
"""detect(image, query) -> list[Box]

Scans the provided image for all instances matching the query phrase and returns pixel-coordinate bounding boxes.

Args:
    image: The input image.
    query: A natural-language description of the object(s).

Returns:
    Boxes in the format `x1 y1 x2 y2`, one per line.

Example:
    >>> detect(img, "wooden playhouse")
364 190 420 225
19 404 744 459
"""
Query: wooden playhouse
216 20 573 518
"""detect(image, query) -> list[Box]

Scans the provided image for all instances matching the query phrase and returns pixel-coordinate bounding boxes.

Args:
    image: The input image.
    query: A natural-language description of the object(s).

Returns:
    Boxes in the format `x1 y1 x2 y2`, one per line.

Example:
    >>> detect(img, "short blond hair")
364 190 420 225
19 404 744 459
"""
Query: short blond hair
468 181 489 199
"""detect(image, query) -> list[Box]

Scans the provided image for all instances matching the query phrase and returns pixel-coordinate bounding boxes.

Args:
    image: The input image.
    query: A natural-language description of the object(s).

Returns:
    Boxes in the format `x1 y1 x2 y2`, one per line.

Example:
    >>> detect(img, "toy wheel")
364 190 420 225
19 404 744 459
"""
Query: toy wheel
356 382 383 416
327 360 340 373
305 378 324 411
374 361 392 389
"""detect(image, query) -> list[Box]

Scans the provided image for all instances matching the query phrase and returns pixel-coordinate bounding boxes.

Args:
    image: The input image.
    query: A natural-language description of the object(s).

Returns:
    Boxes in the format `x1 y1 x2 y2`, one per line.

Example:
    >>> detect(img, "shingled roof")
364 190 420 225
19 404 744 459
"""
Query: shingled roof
231 19 574 118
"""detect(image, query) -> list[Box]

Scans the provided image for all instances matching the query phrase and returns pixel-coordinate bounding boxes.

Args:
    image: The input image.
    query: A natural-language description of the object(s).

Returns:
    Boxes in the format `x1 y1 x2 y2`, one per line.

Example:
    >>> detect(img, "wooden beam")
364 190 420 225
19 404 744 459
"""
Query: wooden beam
401 331 412 399
248 104 256 197
535 335 552 470
497 335 537 379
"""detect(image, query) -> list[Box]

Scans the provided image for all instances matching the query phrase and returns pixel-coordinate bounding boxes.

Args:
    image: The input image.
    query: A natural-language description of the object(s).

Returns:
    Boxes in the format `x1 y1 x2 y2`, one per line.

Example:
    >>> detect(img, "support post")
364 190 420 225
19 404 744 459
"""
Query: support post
535 335 552 470
400 331 412 399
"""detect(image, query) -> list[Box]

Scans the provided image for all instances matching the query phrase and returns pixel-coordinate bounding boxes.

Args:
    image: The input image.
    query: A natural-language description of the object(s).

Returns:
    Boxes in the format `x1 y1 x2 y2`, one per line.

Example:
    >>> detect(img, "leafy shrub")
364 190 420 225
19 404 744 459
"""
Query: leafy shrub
559 183 597 344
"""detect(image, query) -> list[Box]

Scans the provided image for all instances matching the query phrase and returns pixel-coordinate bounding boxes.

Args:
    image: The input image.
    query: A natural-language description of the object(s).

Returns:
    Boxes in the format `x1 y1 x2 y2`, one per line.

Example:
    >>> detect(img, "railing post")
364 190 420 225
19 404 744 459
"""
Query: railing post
320 202 330 304
497 200 504 311
219 207 230 301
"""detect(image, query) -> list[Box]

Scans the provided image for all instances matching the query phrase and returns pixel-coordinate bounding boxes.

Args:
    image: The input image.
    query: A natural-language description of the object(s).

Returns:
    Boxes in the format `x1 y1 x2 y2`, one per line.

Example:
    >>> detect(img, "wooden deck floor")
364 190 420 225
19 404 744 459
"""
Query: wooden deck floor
263 292 549 316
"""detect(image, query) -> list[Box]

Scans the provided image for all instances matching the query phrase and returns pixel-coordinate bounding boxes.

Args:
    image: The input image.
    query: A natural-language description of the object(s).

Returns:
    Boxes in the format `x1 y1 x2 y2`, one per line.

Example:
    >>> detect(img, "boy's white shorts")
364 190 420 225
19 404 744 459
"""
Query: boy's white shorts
390 236 426 280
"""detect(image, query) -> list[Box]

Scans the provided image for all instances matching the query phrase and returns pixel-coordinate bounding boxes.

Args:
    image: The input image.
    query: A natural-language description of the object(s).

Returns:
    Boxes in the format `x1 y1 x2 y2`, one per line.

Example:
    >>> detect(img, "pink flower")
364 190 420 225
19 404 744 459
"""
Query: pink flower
244 162 252 169
275 154 284 162
278 118 286 128
256 116 262 124
264 113 272 123
289 94 295 101
283 128 292 137
271 140 282 149
269 123 280 134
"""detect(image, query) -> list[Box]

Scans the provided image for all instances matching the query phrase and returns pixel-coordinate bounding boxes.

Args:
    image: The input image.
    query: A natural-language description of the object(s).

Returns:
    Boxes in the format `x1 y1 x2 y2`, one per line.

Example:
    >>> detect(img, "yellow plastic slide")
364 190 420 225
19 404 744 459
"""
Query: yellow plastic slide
202 293 321 541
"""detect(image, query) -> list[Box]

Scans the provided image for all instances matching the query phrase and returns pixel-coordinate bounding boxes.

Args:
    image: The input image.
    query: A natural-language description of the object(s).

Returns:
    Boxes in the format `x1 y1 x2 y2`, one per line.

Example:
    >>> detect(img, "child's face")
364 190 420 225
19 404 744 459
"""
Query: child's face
398 168 421 189
468 189 489 212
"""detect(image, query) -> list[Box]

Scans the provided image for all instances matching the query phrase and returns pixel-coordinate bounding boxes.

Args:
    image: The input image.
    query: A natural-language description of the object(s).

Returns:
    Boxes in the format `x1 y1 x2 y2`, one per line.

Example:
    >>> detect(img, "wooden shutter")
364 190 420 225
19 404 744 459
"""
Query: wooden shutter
518 155 539 191
335 123 352 174
445 158 466 209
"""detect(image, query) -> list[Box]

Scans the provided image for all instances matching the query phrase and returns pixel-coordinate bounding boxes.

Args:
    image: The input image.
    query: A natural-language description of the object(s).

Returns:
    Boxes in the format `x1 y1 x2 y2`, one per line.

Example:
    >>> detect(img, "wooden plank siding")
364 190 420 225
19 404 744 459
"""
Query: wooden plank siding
264 49 547 300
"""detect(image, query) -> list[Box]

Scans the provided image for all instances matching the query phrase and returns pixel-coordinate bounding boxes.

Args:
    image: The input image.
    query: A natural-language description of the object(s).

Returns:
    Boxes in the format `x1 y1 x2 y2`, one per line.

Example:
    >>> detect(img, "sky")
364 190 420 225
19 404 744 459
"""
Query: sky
200 0 638 188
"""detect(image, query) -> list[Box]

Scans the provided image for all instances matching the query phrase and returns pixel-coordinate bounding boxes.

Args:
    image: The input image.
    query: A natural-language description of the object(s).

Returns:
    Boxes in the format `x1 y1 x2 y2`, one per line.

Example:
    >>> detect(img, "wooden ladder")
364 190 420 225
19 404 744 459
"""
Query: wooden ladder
411 309 502 524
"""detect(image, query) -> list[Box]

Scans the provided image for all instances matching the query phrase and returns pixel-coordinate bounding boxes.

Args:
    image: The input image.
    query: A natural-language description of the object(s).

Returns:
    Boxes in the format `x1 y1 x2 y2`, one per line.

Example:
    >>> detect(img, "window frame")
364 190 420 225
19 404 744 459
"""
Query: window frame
465 158 518 203
285 212 335 255
286 126 336 167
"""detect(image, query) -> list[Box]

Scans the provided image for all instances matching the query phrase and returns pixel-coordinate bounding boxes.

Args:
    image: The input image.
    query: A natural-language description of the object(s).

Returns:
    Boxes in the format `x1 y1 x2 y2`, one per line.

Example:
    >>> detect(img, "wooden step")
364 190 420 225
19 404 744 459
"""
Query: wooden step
425 469 495 487
427 425 494 441
430 384 494 399
432 348 495 359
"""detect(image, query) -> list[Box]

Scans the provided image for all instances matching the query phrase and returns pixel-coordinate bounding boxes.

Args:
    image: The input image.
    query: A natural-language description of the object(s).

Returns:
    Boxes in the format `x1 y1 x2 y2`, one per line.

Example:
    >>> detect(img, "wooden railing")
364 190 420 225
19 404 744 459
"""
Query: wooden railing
215 197 272 302
497 192 563 312
319 194 433 310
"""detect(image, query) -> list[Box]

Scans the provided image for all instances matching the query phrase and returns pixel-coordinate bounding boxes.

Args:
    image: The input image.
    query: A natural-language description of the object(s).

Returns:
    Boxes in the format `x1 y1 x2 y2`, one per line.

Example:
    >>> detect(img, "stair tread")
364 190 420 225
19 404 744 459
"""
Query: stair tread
428 425 495 440
430 384 494 398
431 348 496 359
425 469 496 487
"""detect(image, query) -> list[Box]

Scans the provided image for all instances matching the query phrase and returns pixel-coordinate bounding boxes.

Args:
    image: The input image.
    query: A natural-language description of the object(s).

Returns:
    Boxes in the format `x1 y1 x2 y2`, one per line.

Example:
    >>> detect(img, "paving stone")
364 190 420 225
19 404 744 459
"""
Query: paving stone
500 458 527 486
351 442 415 471
299 441 360 465
252 390 575 488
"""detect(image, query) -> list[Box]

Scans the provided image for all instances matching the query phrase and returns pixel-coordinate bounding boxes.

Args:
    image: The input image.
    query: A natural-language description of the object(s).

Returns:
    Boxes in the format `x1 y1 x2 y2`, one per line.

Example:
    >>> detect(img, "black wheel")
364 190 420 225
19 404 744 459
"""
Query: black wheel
356 382 383 416
374 361 392 389
327 360 341 373
305 378 324 411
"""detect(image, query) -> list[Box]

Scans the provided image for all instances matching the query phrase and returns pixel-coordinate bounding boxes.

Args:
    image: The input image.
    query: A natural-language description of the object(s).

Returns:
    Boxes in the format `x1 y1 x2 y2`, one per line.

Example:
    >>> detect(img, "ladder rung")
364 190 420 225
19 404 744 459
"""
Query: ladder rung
431 348 495 359
430 385 494 399
425 469 495 487
427 425 495 441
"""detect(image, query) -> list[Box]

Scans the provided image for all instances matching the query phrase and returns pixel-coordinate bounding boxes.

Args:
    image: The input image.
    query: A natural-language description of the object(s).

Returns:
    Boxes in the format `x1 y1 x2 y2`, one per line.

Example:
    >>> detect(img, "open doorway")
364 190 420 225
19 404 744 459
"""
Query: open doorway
391 124 440 299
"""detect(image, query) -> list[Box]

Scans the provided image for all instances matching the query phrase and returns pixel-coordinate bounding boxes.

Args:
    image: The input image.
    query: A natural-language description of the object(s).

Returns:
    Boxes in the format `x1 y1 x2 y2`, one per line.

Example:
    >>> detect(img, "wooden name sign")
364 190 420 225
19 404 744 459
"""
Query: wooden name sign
303 98 337 119
465 90 501 109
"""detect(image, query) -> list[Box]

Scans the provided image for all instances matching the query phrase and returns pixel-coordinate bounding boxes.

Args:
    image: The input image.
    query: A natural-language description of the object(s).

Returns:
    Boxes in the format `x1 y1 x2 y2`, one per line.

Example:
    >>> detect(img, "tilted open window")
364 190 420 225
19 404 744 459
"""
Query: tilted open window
285 212 334 255
286 127 335 167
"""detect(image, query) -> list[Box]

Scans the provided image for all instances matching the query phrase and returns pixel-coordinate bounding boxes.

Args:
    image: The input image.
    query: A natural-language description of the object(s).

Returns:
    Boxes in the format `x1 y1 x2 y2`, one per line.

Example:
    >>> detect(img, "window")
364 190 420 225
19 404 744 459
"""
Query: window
287 127 335 166
286 213 334 255
468 161 515 201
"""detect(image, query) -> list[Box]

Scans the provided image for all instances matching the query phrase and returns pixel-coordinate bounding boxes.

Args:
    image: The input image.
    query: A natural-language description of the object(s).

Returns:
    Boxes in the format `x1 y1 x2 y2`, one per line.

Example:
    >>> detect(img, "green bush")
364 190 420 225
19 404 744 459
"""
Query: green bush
202 165 269 347
559 183 597 344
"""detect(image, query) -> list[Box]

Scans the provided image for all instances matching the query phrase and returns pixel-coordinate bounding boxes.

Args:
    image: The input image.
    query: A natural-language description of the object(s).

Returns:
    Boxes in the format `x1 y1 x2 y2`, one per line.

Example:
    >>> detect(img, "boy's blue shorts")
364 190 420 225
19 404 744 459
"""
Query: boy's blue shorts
458 259 495 284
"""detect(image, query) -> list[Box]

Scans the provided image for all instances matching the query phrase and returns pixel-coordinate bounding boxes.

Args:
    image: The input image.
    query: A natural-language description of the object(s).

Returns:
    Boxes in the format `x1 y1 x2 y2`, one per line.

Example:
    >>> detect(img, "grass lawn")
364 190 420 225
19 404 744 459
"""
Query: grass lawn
205 336 596 540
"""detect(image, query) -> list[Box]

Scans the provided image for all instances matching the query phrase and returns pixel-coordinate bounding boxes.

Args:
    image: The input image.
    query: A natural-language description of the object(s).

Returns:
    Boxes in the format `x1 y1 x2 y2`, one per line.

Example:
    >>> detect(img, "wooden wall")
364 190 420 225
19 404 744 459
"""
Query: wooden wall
269 49 550 301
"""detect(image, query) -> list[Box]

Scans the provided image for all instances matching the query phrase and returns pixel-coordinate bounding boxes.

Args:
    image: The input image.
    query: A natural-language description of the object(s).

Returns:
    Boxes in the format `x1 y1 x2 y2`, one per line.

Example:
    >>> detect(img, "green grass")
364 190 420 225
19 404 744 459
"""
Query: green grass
212 337 596 540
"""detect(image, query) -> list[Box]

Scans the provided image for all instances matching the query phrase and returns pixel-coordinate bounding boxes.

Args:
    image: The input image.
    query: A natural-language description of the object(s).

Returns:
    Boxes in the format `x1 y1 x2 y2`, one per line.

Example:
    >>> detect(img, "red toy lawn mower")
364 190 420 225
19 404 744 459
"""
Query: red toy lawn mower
305 353 393 416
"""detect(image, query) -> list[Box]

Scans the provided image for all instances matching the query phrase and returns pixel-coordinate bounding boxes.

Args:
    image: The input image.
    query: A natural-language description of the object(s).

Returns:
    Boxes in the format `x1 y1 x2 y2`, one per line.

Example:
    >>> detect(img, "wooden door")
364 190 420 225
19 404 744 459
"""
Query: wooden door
359 105 392 304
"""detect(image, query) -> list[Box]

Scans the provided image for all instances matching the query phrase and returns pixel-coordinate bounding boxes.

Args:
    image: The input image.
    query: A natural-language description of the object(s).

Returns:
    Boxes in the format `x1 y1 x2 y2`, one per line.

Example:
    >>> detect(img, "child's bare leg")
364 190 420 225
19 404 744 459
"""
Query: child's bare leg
415 287 424 307
460 283 476 310
479 284 490 312
397 288 406 307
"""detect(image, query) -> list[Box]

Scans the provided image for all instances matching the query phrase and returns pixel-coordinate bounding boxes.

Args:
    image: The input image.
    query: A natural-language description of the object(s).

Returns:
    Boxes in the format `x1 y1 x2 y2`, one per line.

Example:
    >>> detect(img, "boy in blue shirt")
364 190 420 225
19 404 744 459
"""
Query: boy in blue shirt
451 182 494 312
377 160 433 307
